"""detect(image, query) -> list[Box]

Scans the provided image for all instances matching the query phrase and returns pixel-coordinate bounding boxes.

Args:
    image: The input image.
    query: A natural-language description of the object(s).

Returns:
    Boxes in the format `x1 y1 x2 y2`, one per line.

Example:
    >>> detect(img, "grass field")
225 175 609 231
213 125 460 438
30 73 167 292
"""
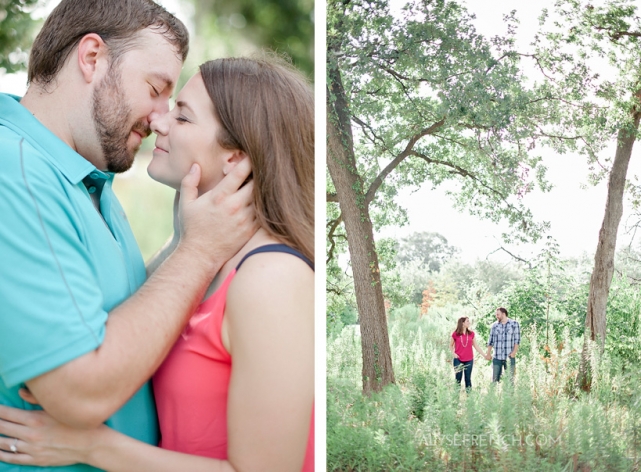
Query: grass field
327 305 641 471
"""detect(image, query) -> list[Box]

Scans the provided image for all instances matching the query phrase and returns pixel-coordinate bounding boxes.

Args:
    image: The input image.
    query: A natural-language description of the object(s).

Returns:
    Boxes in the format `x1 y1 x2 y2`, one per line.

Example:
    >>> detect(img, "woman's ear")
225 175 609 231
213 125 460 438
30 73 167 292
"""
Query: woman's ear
222 149 249 176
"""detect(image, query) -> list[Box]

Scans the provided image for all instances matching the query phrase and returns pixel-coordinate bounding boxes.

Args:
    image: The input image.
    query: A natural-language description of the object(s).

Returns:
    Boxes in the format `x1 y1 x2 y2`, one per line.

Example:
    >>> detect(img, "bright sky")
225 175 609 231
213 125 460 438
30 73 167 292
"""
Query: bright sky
379 0 641 263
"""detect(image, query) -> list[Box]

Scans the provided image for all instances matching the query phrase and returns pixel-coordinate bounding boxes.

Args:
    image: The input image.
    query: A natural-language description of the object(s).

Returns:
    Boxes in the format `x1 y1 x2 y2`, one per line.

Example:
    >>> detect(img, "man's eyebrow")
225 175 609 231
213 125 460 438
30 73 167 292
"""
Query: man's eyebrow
176 100 194 113
150 72 175 91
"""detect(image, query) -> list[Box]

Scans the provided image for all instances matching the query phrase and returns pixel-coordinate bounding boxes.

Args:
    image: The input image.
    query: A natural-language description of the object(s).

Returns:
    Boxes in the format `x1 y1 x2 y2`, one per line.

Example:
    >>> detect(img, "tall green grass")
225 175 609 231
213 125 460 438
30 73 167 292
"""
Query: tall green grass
328 305 641 471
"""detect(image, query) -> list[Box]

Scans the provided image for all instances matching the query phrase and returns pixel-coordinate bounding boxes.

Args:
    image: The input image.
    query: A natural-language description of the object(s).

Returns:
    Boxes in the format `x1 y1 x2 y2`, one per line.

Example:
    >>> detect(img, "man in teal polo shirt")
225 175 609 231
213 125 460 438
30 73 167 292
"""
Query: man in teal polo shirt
0 1 255 469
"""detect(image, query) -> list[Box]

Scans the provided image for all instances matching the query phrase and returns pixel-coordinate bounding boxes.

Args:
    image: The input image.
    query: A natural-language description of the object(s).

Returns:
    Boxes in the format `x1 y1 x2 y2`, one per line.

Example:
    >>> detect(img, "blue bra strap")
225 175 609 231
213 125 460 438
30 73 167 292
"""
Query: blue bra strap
235 244 314 271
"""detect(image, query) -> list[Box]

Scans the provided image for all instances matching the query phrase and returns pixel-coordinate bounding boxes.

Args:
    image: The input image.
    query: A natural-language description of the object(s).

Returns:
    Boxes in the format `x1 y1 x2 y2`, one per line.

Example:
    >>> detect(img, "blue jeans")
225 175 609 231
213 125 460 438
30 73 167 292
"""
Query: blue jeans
453 358 473 389
492 357 515 382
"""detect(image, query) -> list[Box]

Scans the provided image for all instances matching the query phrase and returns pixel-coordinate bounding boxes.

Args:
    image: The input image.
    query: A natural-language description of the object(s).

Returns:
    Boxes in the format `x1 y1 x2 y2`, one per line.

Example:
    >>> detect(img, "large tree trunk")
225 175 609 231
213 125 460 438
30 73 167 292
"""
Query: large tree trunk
578 106 640 391
327 65 395 394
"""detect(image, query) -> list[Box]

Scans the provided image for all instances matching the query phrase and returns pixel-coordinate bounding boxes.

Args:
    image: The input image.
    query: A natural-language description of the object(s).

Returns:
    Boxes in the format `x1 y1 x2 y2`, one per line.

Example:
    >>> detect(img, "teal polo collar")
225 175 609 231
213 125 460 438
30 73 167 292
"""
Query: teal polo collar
0 93 97 184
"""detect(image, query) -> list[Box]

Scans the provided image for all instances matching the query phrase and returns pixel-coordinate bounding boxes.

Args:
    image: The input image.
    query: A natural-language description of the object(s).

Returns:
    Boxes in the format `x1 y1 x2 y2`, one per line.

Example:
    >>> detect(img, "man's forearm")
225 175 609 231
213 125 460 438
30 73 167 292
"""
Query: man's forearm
27 160 256 428
27 244 220 428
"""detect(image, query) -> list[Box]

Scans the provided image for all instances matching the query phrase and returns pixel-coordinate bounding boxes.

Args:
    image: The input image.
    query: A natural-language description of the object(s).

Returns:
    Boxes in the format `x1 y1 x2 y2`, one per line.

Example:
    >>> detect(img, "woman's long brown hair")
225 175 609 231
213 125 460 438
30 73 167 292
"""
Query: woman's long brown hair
199 55 314 263
455 317 470 336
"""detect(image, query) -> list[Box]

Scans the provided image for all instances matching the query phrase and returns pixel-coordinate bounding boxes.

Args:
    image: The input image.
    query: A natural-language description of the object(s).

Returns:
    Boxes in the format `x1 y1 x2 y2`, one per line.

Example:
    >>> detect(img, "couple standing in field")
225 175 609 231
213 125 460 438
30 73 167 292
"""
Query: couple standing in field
0 0 313 470
450 308 521 389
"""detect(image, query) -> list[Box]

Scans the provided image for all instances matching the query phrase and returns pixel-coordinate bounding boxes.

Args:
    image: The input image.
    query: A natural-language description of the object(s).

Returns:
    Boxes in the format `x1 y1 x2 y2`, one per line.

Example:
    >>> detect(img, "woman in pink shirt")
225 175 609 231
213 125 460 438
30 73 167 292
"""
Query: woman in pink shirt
0 56 314 471
450 317 490 390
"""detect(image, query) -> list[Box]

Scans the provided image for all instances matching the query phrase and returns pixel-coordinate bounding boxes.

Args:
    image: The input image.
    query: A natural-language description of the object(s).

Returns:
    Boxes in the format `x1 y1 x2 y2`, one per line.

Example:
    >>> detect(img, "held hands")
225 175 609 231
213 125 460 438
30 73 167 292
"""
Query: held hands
177 160 258 273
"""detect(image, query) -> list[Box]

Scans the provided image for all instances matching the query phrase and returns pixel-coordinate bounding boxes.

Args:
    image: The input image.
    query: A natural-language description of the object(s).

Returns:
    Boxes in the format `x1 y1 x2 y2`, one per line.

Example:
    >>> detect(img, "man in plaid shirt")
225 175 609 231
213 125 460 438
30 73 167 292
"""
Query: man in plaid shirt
485 307 520 382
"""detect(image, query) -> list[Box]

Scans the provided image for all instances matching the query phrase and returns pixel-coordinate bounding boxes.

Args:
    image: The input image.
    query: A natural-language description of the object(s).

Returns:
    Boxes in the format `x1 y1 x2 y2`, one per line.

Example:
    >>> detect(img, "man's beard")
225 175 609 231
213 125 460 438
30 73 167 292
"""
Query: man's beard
92 66 150 173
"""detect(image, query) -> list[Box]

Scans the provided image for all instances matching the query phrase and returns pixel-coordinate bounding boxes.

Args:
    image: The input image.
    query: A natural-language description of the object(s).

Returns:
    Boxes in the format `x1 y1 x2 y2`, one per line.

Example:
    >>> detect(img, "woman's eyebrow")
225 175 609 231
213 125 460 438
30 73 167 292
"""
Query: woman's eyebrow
176 100 195 114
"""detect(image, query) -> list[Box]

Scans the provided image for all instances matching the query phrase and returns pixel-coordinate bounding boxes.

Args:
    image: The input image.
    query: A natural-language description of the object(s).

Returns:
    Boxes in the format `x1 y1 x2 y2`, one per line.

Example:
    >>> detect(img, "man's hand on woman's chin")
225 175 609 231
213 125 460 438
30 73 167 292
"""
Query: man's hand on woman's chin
177 159 258 273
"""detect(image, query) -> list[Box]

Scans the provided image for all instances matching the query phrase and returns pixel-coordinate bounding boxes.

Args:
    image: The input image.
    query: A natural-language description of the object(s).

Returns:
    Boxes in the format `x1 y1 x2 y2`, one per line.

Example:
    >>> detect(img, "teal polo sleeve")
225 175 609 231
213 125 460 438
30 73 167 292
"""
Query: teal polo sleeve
0 136 106 388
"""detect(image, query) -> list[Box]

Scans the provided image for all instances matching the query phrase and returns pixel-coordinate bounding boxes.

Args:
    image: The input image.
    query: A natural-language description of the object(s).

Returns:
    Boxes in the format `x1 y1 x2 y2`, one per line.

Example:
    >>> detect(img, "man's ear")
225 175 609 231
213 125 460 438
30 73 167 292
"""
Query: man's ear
222 149 249 176
77 33 108 84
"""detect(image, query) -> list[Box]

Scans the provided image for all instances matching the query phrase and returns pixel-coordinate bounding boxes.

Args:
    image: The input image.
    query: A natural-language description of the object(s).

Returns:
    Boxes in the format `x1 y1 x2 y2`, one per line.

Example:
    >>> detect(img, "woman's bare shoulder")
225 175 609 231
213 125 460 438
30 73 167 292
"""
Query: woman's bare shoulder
233 250 312 285
226 250 313 314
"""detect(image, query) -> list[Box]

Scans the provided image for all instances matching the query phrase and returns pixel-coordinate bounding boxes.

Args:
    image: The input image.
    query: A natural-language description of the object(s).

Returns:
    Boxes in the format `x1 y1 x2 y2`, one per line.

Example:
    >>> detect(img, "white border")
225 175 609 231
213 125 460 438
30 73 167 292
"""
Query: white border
314 0 327 468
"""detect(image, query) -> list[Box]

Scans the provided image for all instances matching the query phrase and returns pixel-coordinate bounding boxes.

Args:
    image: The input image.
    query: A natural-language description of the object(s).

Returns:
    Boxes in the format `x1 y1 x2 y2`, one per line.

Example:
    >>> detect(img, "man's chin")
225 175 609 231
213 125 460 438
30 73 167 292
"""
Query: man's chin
107 153 135 173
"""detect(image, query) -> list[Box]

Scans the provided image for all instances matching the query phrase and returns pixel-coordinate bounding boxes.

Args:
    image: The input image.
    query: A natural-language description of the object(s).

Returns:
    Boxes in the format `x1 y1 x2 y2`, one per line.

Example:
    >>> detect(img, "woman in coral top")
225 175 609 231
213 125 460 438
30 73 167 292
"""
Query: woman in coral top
0 56 314 471
450 317 490 390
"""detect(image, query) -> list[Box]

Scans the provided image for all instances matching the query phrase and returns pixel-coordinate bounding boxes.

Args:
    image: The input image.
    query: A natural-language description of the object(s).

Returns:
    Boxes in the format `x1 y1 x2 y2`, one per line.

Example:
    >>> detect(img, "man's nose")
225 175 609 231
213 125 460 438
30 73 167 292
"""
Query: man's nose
150 112 170 135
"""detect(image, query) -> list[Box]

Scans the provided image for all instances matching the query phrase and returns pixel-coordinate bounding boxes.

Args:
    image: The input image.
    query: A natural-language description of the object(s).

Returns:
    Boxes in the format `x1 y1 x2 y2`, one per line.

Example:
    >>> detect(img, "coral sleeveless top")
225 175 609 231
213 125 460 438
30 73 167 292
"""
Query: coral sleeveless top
153 244 314 470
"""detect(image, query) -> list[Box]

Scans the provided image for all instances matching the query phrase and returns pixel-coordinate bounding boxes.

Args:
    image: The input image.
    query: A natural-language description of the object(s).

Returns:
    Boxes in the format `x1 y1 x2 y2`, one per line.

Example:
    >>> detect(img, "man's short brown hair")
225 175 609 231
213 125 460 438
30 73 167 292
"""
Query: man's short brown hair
28 0 189 86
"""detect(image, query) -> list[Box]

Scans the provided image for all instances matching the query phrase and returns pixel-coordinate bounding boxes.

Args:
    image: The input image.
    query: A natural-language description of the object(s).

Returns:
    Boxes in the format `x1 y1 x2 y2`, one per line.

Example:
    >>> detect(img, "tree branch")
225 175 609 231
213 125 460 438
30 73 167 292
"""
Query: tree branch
408 149 508 200
327 192 339 202
408 149 537 231
517 52 559 84
326 213 344 263
614 268 641 285
364 118 446 204
326 277 354 296
352 115 391 153
594 25 641 42
486 246 531 268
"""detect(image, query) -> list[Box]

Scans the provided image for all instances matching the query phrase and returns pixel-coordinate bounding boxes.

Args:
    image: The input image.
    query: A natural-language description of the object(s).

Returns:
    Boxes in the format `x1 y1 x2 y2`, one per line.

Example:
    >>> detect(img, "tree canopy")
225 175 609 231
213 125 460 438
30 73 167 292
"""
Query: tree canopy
327 0 559 393
0 0 43 74
396 231 458 271
188 0 313 77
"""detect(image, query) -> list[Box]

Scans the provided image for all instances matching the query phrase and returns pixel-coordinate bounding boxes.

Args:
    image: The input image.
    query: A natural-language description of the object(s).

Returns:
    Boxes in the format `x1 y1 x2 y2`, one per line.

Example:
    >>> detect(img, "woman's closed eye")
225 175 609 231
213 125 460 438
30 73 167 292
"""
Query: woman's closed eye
176 115 190 123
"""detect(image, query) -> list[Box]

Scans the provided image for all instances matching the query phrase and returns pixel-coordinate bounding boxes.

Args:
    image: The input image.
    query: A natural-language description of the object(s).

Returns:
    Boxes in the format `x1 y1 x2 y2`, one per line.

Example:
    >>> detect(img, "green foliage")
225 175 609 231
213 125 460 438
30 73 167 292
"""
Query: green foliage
531 0 641 174
328 240 641 469
375 237 398 271
327 254 358 340
440 259 524 298
328 309 641 471
395 260 434 306
396 231 458 272
500 239 586 343
376 237 415 308
186 0 313 77
604 274 641 367
328 0 553 246
0 0 43 74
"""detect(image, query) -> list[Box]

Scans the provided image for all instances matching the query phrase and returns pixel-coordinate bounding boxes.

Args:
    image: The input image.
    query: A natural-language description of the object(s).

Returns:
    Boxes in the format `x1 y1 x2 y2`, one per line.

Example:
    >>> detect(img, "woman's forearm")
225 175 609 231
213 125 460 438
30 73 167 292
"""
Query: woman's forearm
88 426 235 472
